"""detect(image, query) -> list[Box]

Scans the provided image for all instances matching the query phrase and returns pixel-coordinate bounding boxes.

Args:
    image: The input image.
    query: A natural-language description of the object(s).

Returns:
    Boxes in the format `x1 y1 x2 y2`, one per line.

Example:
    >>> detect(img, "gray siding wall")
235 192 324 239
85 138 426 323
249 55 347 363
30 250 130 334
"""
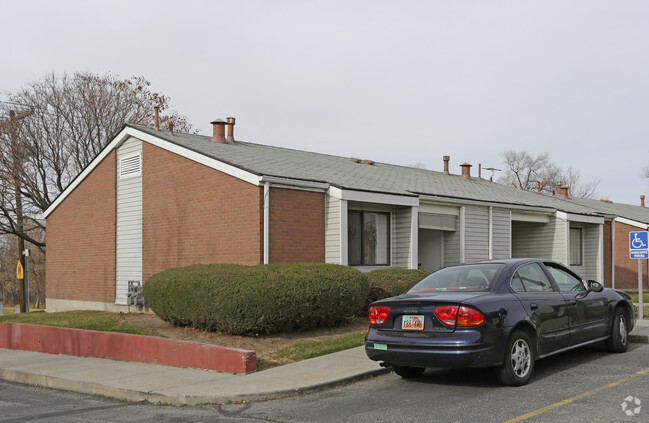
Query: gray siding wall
393 207 412 268
573 224 601 280
464 206 489 263
492 208 511 259
512 216 567 262
444 218 461 266
116 138 143 305
325 195 341 264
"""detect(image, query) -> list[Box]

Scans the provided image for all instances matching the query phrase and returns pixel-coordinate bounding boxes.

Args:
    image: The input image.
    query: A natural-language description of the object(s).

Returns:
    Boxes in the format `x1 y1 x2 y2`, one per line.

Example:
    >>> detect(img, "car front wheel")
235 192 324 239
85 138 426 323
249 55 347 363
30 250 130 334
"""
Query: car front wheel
605 308 628 353
391 365 425 379
496 330 535 386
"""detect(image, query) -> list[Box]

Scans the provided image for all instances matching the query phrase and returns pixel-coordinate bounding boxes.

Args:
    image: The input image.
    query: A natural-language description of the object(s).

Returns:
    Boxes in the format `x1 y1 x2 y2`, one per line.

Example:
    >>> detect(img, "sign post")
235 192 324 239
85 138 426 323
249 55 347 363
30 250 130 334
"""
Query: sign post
629 231 647 320
23 248 29 313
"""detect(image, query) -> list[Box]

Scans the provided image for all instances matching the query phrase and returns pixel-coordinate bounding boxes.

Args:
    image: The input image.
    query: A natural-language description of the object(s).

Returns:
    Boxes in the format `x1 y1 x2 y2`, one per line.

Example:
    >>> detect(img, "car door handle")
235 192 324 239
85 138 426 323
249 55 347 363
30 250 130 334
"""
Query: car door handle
530 303 538 310
570 300 577 307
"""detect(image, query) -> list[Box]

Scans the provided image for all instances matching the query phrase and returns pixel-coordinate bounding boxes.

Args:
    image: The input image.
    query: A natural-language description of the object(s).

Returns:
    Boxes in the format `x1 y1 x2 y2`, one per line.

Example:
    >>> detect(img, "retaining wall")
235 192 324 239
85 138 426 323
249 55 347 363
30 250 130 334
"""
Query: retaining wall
0 323 256 374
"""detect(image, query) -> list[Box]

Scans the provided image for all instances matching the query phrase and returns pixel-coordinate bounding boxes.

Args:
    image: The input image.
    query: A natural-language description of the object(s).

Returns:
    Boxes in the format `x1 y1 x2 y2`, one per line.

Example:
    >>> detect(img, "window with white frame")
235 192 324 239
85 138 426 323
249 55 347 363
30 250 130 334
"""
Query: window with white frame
348 211 390 266
570 227 583 266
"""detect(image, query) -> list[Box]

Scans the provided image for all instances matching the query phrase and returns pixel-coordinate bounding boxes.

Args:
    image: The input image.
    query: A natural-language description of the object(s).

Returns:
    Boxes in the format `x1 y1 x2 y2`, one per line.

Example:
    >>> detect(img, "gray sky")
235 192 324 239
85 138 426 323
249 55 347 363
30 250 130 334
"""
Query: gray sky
3 0 649 204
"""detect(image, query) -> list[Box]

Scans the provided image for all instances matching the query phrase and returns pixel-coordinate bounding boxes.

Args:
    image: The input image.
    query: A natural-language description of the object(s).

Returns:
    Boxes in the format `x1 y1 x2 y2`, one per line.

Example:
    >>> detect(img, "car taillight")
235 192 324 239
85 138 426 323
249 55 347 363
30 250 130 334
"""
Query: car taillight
434 305 485 327
456 306 485 326
368 306 390 325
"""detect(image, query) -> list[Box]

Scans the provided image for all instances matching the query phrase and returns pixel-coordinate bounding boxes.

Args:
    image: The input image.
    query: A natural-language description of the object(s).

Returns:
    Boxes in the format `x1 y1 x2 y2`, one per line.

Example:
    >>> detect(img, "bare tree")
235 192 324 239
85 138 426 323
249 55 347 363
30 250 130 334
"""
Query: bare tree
0 72 193 249
498 150 599 198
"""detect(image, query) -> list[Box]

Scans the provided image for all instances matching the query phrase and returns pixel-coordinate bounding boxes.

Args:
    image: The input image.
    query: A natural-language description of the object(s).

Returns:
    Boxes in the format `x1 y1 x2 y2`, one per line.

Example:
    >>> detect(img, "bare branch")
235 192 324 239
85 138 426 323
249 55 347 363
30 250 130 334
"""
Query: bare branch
0 71 194 248
497 150 600 199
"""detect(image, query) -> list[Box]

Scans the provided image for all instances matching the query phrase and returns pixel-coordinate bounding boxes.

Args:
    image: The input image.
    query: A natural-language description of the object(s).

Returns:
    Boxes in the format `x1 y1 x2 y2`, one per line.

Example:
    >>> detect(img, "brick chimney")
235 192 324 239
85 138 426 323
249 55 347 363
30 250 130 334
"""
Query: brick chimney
226 117 235 143
443 156 450 175
211 119 227 143
460 163 472 180
557 182 569 199
642 195 646 207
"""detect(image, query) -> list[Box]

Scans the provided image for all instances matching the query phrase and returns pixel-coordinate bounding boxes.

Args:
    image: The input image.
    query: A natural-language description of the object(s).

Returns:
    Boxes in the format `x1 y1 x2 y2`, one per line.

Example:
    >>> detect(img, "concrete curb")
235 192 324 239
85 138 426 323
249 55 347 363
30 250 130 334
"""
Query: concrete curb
0 323 647 406
162 367 392 406
0 346 389 406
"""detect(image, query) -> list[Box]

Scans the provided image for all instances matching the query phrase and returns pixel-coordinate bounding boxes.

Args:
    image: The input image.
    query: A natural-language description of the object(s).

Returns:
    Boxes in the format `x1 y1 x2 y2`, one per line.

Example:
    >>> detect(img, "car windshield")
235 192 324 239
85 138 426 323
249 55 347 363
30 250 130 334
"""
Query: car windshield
409 263 505 293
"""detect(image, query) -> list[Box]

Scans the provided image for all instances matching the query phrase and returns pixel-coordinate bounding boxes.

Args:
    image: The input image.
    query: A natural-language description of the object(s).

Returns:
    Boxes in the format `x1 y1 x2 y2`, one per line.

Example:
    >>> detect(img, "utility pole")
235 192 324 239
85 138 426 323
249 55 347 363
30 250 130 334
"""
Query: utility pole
0 109 33 312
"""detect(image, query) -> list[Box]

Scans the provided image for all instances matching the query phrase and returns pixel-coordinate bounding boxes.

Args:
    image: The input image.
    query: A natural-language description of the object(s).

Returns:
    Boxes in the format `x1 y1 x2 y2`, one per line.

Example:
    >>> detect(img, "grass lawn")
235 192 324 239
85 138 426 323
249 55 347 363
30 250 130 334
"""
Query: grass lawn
627 292 649 303
277 332 366 361
625 292 649 318
0 310 367 363
0 310 163 337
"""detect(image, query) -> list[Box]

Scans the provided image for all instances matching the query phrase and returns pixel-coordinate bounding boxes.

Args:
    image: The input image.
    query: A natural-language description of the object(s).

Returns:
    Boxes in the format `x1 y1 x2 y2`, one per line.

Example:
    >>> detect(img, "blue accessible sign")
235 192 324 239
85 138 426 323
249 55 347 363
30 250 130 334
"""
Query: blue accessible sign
629 231 649 259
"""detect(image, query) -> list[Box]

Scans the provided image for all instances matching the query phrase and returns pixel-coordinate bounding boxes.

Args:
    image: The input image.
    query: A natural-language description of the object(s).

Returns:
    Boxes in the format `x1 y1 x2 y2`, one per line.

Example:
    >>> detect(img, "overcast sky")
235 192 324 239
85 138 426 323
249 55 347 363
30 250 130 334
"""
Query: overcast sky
3 0 649 204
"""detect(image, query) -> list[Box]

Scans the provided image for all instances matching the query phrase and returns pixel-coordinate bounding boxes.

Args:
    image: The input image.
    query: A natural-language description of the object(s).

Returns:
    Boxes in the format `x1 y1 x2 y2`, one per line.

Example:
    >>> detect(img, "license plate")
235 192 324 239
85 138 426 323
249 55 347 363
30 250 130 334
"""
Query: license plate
402 315 424 330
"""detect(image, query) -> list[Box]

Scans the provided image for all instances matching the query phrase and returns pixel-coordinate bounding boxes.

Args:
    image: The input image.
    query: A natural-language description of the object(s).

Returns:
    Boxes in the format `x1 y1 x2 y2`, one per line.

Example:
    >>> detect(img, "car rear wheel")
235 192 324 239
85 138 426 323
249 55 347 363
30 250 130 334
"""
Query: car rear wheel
392 365 425 378
605 308 628 353
496 330 534 386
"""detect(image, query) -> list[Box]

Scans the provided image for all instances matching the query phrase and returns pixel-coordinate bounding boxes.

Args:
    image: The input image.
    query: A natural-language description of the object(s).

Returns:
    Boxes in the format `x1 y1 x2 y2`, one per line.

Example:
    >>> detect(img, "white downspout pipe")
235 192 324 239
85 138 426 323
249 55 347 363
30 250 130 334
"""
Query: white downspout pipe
264 182 270 264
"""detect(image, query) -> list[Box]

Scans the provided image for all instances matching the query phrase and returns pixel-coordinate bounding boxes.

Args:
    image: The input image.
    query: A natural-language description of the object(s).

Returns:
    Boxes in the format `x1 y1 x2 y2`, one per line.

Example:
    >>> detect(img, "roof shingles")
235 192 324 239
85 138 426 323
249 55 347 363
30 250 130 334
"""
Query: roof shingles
131 124 604 217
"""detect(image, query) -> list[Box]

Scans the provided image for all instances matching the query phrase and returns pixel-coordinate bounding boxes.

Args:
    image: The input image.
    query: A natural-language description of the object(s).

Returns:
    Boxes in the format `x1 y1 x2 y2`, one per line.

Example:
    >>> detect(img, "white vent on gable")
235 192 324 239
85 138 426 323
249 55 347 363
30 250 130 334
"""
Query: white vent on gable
119 153 142 179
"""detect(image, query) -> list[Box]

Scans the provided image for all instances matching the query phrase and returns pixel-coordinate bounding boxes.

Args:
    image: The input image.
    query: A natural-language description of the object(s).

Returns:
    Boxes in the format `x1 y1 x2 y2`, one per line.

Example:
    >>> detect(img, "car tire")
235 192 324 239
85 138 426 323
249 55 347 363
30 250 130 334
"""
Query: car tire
392 365 425 379
496 330 535 386
605 308 628 353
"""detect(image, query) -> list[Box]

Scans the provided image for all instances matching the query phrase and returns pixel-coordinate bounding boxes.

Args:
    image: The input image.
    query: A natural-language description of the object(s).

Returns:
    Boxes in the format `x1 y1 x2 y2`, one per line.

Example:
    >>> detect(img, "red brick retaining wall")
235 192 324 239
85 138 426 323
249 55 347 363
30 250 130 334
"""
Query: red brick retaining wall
0 323 256 374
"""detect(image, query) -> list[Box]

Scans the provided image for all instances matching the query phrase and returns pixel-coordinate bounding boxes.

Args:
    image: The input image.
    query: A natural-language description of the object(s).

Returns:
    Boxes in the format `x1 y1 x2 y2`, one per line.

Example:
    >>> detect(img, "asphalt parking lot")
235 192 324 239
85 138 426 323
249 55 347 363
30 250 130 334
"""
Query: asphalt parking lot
1 342 648 422
246 342 649 423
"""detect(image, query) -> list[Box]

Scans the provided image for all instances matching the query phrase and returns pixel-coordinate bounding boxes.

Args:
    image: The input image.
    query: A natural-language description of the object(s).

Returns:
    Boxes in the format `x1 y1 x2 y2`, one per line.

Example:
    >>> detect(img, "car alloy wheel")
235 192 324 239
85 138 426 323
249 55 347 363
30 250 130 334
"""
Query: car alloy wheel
606 308 629 353
510 339 531 378
496 330 535 386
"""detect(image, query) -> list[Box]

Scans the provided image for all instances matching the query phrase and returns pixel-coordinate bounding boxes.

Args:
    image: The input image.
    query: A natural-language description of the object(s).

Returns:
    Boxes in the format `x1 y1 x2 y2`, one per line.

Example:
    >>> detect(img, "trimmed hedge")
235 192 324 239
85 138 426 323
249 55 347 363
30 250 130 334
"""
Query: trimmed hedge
143 263 369 336
365 268 430 308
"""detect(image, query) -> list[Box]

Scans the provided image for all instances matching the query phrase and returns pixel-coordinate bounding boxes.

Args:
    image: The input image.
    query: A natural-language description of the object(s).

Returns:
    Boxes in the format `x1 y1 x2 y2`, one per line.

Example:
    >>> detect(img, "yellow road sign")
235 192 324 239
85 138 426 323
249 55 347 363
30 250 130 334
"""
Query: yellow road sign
16 260 23 279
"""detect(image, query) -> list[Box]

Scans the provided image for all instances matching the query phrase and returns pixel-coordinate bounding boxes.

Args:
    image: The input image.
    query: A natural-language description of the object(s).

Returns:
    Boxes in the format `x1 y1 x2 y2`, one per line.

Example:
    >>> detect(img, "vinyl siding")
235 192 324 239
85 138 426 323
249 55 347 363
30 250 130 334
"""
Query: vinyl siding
511 216 567 261
116 138 143 305
393 207 412 268
575 224 601 280
325 195 341 264
444 218 461 266
492 208 511 259
464 206 489 263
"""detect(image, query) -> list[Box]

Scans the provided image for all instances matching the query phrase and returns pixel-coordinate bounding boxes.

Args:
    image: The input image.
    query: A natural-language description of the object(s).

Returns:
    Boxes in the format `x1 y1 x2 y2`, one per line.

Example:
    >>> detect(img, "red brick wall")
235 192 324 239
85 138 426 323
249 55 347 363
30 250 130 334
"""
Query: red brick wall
142 143 264 282
269 187 325 263
613 221 649 290
46 151 117 302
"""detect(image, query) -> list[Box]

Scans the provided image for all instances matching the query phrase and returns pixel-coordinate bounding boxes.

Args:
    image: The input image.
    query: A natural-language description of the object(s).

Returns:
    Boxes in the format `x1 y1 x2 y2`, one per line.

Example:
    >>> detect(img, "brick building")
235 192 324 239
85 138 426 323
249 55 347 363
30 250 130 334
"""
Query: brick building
44 119 645 312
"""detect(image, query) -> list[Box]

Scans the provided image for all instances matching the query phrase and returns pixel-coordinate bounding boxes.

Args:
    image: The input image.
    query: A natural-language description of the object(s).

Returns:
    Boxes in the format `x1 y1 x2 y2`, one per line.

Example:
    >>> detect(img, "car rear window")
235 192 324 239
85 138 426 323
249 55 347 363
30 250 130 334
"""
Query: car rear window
409 263 505 293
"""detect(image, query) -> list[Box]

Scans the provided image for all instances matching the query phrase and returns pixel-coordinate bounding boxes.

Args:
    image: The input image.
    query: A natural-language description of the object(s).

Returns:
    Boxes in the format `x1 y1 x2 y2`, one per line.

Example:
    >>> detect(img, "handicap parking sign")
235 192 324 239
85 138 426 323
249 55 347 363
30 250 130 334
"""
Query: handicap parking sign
629 231 649 259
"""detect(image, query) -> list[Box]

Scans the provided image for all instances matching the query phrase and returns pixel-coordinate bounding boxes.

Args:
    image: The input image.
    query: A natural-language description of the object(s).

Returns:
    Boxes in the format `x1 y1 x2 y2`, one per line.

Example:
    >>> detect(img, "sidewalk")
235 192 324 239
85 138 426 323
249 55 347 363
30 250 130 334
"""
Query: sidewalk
0 320 647 406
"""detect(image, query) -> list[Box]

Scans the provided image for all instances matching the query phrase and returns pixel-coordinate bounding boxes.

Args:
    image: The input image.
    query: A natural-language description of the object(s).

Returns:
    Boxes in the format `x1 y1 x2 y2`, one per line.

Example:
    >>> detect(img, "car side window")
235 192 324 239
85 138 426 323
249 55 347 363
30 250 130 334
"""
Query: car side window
511 263 554 293
546 265 585 292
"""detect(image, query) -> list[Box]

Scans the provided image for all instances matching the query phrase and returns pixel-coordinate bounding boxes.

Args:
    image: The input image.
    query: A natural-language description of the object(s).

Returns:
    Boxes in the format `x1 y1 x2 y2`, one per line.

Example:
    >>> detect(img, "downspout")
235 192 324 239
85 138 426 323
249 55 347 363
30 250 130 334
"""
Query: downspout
508 211 512 258
611 220 615 289
264 182 270 264
460 206 466 263
599 224 604 284
488 206 493 260
411 207 419 269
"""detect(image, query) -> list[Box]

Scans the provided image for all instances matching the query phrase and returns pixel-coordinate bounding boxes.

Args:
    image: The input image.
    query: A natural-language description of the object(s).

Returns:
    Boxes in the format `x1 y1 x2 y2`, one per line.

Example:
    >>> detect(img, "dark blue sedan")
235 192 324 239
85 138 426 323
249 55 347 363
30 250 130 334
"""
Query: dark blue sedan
365 259 637 385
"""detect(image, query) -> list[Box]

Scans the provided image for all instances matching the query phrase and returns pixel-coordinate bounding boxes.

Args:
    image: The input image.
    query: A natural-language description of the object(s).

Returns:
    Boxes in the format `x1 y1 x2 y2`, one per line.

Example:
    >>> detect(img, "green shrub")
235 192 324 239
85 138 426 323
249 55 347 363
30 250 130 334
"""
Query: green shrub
143 263 369 336
365 268 430 308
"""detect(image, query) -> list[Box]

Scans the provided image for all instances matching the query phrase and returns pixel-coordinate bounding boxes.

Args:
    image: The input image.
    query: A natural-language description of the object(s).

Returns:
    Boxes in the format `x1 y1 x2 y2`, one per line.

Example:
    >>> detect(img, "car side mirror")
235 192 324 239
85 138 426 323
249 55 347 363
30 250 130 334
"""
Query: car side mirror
587 280 604 292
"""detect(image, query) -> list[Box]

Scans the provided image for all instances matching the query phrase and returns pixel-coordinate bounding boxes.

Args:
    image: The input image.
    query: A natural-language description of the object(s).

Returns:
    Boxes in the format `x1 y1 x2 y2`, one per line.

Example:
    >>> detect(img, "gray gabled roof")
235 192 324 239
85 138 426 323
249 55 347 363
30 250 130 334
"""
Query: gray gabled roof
569 197 649 225
131 124 605 217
